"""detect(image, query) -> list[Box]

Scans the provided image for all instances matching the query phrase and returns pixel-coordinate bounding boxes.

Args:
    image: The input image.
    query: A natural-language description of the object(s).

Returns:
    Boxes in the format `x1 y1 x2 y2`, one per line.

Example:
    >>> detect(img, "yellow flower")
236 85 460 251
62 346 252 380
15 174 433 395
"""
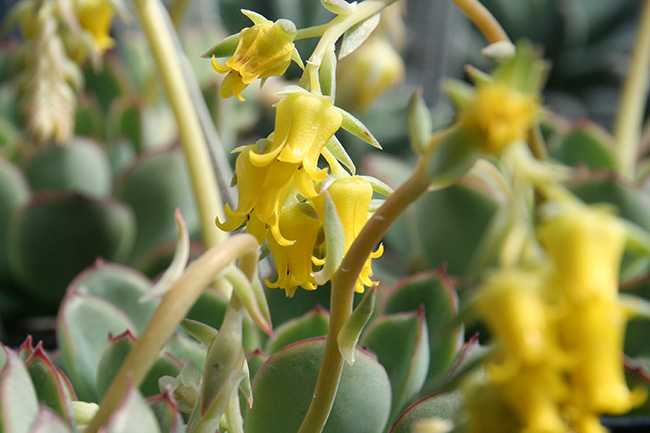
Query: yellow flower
459 81 539 154
266 204 322 297
476 269 556 368
76 0 115 54
211 18 297 101
315 176 383 293
561 299 644 415
249 92 343 190
538 206 626 304
216 144 298 246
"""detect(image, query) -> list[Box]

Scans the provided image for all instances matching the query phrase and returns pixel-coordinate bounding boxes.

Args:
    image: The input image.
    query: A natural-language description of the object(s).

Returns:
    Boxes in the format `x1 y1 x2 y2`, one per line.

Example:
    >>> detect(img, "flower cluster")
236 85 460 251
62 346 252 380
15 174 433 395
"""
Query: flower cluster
216 91 383 296
466 205 645 433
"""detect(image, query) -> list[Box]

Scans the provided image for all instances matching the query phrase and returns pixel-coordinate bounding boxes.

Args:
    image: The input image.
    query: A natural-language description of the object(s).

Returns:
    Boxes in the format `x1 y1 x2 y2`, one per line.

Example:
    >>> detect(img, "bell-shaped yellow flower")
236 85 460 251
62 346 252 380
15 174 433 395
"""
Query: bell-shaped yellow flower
76 0 115 53
216 144 298 246
315 176 383 293
476 269 556 368
266 204 322 297
561 299 645 415
538 206 626 304
212 18 297 101
249 92 342 190
463 381 519 433
459 81 538 154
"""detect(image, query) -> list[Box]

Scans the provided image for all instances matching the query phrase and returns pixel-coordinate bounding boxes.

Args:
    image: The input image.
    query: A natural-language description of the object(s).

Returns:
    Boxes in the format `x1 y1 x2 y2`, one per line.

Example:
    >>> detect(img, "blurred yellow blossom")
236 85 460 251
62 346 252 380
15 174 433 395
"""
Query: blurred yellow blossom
459 81 539 154
75 0 115 54
211 17 297 101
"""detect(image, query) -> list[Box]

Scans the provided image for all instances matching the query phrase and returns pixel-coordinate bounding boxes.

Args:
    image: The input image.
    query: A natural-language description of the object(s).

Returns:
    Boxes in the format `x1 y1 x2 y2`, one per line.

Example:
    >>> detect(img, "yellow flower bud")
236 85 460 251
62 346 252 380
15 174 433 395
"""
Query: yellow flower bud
459 81 538 154
266 204 322 297
538 206 626 304
212 18 297 101
249 92 342 189
337 37 405 111
75 0 115 54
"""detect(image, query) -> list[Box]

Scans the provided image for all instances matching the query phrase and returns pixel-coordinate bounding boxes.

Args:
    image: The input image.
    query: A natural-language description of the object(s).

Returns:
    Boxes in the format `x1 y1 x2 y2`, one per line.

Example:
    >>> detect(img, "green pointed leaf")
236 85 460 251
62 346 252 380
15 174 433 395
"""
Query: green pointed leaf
388 390 462 433
101 383 161 433
338 107 382 149
248 338 391 433
319 44 337 98
27 407 73 433
241 9 270 25
180 319 218 346
141 209 189 302
57 292 137 402
276 85 311 97
163 332 207 373
201 33 240 58
339 13 380 59
225 266 273 337
312 191 346 285
158 361 201 415
24 344 77 430
96 330 182 399
148 391 185 433
321 0 357 15
359 175 393 196
338 287 376 364
361 308 429 421
385 270 461 387
407 89 433 155
325 135 356 175
266 306 330 354
0 347 39 433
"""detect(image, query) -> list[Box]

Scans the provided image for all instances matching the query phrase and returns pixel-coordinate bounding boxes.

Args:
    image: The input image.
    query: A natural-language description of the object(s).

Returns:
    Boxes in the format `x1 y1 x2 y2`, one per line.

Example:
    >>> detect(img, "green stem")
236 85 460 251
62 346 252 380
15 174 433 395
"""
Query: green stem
303 0 400 94
296 161 430 433
133 0 226 249
450 0 510 44
84 234 259 433
614 0 650 180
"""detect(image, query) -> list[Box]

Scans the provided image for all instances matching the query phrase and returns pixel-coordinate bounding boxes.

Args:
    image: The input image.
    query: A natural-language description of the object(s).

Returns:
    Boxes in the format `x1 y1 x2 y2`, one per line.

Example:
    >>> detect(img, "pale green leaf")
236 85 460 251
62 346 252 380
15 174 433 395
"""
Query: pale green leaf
339 13 380 59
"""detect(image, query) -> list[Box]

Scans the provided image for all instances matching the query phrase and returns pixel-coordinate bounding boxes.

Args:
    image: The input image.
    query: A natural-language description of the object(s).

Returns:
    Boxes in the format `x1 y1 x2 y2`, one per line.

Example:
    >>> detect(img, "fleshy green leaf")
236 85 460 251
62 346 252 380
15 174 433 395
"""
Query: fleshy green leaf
26 407 73 433
180 319 218 346
266 306 330 354
384 270 461 387
147 391 185 433
388 390 462 433
101 383 161 433
339 13 380 59
549 121 618 171
361 308 429 421
225 266 273 337
0 347 39 433
359 175 393 196
247 338 391 433
24 344 77 429
0 156 29 280
337 107 382 149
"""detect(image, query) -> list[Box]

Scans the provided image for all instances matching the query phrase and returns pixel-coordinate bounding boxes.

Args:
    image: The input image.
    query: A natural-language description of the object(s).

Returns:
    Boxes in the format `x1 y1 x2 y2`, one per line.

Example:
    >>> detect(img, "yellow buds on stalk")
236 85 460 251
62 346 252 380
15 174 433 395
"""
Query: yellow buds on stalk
75 0 116 54
211 12 299 101
466 204 645 433
459 81 539 154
